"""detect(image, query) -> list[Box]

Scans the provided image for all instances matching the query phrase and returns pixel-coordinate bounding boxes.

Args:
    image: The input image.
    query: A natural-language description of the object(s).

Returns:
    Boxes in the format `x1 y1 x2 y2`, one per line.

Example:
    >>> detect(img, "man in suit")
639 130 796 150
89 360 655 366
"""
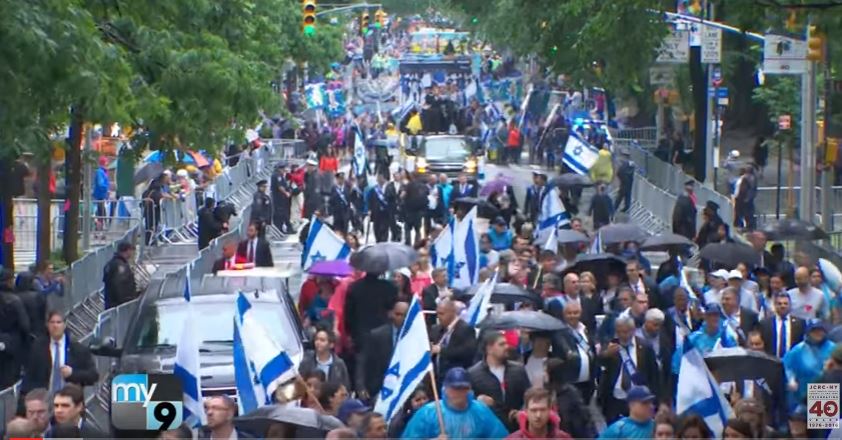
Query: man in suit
212 241 251 273
672 180 697 240
367 173 392 243
430 300 477 379
556 301 597 402
199 395 252 439
422 269 451 327
759 292 805 358
329 172 351 235
198 198 225 250
450 173 477 205
546 273 600 333
355 300 408 401
598 315 661 424
238 222 274 268
720 287 760 346
46 384 104 438
636 309 675 404
386 171 402 242
20 311 97 398
664 286 702 349
749 230 775 271
523 171 548 224
468 331 531 431
625 260 662 309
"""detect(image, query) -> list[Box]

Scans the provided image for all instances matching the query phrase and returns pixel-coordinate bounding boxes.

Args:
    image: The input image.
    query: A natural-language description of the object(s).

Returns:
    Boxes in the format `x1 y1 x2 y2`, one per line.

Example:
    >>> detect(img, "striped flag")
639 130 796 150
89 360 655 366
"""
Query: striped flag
451 207 480 289
173 268 206 428
466 271 498 327
562 133 600 175
676 337 735 437
588 231 603 254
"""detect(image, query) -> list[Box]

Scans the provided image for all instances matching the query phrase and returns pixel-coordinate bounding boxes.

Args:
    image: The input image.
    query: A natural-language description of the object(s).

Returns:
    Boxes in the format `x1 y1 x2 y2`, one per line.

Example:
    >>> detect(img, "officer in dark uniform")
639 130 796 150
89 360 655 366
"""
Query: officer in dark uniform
524 171 548 224
386 171 403 242
329 172 351 235
368 173 391 242
270 162 294 234
250 179 272 234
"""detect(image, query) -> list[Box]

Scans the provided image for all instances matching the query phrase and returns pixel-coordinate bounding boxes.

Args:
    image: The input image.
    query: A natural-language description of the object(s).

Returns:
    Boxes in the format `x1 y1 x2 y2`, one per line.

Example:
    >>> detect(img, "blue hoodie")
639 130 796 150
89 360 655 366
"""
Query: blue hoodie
401 395 507 439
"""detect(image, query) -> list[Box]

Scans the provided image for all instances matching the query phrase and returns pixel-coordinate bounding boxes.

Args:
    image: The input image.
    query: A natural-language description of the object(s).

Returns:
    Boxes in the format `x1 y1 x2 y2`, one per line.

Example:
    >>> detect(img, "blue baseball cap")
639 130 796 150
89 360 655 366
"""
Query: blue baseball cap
806 319 827 333
703 303 722 316
337 399 369 424
627 386 655 403
442 367 472 389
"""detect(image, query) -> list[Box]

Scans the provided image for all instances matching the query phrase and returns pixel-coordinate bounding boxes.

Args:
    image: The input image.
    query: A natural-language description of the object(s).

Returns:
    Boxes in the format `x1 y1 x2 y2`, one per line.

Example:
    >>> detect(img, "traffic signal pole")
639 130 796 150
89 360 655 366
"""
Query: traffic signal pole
801 23 820 223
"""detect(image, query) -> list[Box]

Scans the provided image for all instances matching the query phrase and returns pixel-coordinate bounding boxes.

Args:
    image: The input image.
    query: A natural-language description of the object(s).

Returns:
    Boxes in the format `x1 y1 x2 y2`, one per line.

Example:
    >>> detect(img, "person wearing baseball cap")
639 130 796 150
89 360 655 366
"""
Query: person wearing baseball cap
599 386 655 439
703 269 730 306
401 367 507 439
782 318 835 412
336 398 369 431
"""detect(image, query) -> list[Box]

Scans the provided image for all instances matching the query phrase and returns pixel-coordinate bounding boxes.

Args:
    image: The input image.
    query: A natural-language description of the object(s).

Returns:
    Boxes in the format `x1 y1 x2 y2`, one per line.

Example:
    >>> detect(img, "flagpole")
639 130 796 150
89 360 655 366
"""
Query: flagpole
426 368 447 436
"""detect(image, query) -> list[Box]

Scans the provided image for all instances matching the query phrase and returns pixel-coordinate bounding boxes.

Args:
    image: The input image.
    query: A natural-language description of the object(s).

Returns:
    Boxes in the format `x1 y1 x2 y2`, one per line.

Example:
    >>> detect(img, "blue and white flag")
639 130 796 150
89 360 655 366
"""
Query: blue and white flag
451 207 480 289
301 216 352 270
305 83 326 109
588 231 603 254
677 261 700 303
233 292 296 415
536 187 570 234
716 319 740 350
173 271 206 428
430 219 454 269
562 133 600 175
374 296 432 423
326 89 346 118
676 339 735 437
352 124 367 177
466 271 498 327
543 227 558 252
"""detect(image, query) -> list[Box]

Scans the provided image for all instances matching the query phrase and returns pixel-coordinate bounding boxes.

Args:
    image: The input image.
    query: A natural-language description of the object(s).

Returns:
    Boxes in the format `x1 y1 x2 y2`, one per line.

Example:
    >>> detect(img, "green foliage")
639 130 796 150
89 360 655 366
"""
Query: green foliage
753 76 800 138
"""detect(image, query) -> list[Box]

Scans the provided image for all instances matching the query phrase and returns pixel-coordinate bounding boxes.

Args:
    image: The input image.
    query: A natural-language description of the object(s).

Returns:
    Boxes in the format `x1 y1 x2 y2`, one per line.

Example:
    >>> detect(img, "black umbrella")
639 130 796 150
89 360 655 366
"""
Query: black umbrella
704 347 784 413
597 223 648 245
134 162 164 185
349 242 418 273
558 253 627 277
640 233 695 252
549 173 595 189
555 229 590 244
698 242 760 267
760 217 829 241
460 282 542 306
234 405 345 437
480 310 568 331
453 197 500 218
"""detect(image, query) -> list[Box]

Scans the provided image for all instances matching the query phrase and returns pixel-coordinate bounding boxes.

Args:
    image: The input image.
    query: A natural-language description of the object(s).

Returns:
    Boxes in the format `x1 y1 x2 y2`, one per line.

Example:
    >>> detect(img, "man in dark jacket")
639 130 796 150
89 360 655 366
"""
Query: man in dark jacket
430 300 477 379
303 159 321 219
102 241 137 310
588 182 614 230
672 180 697 240
355 300 407 401
696 201 724 246
524 172 548 224
20 311 97 396
329 172 351 235
0 269 31 389
344 273 399 357
759 292 805 358
198 198 225 250
368 173 391 242
403 174 429 245
250 179 272 231
468 331 531 431
614 152 635 213
237 222 274 268
270 162 294 234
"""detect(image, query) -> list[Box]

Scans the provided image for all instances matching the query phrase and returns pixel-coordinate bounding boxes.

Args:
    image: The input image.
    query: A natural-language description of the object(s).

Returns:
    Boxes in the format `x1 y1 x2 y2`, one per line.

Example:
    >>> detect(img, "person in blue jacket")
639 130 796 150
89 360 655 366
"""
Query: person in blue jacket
401 367 508 439
486 217 513 251
672 305 728 374
598 386 656 439
783 319 837 413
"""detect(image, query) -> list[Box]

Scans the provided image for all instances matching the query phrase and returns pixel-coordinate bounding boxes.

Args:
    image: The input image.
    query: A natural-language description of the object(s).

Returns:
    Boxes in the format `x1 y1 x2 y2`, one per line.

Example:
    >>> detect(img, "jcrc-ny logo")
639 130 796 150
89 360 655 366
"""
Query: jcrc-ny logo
111 374 183 431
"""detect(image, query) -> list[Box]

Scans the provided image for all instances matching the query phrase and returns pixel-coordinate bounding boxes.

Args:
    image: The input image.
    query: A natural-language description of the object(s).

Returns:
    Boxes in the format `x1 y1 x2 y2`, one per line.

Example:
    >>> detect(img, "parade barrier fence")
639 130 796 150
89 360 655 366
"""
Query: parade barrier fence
753 186 842 229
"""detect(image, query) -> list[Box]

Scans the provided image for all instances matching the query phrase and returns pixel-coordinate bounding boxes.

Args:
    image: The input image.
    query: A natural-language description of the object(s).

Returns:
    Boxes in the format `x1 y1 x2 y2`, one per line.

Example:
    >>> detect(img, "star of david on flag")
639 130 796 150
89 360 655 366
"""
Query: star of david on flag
562 133 600 175
301 216 351 270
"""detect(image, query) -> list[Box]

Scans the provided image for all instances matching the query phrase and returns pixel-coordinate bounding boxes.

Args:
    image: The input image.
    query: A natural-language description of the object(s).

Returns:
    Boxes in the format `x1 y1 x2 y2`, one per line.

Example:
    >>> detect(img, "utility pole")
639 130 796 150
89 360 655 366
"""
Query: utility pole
799 61 817 223
81 127 93 251
703 1 716 188
820 33 833 230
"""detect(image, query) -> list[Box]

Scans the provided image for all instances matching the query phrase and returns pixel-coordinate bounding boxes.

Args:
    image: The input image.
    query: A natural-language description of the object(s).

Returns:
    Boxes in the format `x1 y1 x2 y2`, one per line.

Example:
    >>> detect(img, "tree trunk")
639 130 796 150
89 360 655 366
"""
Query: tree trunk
36 154 52 266
0 160 13 269
690 46 708 182
63 109 84 264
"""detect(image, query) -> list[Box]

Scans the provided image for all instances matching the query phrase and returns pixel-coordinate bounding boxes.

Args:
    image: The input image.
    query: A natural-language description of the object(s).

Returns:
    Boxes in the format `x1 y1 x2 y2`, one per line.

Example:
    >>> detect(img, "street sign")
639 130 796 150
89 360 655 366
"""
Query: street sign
763 34 807 74
689 22 702 47
712 66 722 87
701 28 722 64
778 114 792 130
657 30 690 64
649 66 676 85
708 87 728 98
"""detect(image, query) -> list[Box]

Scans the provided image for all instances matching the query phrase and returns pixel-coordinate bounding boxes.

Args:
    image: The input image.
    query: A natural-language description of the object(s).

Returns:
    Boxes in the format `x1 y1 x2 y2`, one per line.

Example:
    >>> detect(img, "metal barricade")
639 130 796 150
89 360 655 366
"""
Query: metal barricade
611 127 658 150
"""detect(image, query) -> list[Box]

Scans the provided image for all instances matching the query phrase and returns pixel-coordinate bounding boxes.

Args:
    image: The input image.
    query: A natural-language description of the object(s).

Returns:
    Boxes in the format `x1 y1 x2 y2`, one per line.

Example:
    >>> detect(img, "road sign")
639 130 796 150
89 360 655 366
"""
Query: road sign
689 22 702 47
708 87 728 98
701 28 722 64
778 114 792 130
657 30 690 64
712 66 722 87
649 66 676 85
763 34 807 74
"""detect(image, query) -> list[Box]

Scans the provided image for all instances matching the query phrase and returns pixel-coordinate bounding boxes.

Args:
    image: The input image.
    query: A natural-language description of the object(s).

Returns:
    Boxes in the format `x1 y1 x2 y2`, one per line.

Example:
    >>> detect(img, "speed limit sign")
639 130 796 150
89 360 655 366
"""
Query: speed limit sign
808 383 840 429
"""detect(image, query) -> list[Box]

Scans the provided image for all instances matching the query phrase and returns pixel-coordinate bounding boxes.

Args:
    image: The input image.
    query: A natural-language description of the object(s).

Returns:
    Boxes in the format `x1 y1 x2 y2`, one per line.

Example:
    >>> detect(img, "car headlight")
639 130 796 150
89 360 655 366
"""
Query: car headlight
416 157 428 171
465 158 477 171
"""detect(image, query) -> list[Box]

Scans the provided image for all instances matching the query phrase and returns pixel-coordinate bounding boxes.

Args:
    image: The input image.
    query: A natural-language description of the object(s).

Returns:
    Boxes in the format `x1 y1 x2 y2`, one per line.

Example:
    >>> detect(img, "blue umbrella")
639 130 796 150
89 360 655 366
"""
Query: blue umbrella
143 150 166 163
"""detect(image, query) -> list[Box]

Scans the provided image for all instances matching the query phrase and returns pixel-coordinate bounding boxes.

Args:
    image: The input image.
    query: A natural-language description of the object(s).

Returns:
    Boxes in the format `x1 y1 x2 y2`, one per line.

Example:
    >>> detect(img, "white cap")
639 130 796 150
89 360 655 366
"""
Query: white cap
711 269 730 279
396 267 411 278
306 158 318 166
176 169 189 178
729 150 740 159
728 269 743 280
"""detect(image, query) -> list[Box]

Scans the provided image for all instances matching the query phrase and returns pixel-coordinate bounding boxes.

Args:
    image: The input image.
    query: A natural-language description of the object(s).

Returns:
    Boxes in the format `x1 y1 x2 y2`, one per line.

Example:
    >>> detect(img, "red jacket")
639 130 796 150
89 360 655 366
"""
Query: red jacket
505 410 573 439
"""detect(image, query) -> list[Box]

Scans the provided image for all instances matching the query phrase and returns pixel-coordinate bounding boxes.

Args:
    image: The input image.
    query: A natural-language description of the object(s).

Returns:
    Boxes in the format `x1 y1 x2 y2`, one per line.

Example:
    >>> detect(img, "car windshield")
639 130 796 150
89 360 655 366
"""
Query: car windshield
424 138 470 161
128 300 301 357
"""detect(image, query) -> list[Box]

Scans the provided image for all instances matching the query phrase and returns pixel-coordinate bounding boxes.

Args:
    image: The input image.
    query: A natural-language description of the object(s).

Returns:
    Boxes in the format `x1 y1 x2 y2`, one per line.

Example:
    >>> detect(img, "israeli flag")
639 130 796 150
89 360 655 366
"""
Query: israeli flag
466 271 498 327
451 207 480 290
562 133 600 175
818 258 842 294
326 89 346 118
588 231 603 254
305 83 326 109
301 216 352 270
233 292 296 414
374 296 432 423
430 219 454 269
677 261 700 303
537 187 570 234
543 227 558 252
173 270 206 428
716 319 740 350
352 125 367 177
676 338 735 437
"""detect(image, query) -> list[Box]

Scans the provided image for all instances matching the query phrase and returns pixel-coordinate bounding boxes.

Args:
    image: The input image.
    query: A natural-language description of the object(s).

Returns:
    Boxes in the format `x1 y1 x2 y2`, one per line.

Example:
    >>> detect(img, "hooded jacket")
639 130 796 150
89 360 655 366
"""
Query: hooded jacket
505 410 573 439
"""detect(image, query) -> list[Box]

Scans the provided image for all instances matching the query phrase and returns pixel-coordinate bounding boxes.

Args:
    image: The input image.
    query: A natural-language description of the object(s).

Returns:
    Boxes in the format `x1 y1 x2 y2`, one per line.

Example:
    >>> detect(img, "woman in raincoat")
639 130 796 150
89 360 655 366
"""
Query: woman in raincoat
783 320 836 412
589 145 614 184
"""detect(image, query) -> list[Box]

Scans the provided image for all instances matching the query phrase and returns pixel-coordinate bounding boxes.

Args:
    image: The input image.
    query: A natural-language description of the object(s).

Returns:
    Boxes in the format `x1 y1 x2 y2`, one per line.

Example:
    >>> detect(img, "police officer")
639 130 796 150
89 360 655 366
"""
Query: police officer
271 162 294 234
329 172 351 235
250 179 272 233
524 171 548 224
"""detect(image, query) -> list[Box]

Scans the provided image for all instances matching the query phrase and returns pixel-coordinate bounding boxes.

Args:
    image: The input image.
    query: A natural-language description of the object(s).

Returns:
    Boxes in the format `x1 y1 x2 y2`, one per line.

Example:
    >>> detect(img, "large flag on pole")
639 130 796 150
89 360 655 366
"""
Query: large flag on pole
430 219 454 269
465 271 498 327
233 292 296 415
173 268 206 428
451 207 480 289
301 216 352 270
676 338 735 437
536 187 570 234
352 124 367 177
374 296 432 423
562 133 600 175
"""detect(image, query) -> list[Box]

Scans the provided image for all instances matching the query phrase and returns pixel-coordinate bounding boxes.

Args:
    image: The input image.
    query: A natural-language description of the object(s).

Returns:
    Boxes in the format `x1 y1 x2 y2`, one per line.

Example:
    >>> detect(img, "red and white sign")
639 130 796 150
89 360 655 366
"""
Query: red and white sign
778 114 792 130
808 383 840 430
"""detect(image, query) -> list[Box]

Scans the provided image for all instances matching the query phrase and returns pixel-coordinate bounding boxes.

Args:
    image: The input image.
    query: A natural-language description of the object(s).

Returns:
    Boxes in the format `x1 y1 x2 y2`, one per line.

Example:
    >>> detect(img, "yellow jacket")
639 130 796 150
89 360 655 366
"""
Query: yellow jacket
589 149 614 184
407 114 423 135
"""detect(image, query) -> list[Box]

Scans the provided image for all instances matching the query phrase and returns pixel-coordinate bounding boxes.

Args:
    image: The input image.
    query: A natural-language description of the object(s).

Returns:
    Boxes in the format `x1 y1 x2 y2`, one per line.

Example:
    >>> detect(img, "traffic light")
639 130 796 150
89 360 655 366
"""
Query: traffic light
807 25 825 62
361 12 370 33
375 9 385 28
785 9 798 32
302 0 316 36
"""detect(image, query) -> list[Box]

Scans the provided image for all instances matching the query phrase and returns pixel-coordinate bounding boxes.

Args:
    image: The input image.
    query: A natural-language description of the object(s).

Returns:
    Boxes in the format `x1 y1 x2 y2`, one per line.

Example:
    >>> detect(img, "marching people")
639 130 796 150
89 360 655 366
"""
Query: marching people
237 222 274 268
250 179 272 232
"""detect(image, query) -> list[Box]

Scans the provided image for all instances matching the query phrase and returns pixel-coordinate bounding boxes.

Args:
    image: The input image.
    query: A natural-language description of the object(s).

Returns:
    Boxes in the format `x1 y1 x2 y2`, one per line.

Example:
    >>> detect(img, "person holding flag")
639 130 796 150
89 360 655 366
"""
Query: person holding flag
173 270 206 429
